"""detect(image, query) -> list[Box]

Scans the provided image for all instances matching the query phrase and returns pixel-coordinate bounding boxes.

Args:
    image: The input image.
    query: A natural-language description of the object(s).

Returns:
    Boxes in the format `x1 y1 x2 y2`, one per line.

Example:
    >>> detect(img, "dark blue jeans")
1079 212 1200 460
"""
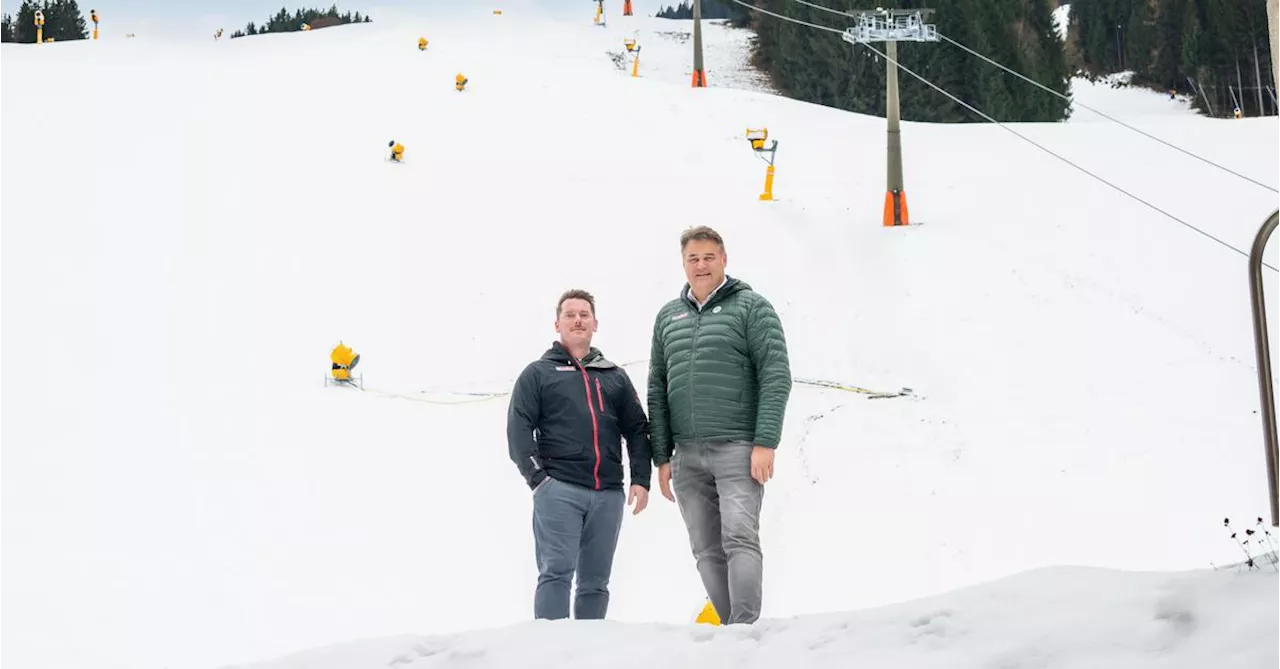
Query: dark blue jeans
532 477 625 620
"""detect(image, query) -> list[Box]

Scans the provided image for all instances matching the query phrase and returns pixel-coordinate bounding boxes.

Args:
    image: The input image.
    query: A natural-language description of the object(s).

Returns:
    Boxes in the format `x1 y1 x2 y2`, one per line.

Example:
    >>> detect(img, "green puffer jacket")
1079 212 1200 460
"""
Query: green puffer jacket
647 277 792 465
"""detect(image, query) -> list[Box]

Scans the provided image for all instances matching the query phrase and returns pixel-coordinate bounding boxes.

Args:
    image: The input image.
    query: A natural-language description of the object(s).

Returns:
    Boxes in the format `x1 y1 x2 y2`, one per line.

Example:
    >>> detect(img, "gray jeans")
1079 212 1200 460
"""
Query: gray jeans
531 477 625 620
672 439 765 624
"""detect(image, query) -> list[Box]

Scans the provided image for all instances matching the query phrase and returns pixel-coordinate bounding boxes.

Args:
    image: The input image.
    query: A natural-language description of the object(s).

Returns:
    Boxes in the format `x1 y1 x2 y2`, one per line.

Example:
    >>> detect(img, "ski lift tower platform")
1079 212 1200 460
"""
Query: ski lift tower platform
841 9 938 227
841 8 937 44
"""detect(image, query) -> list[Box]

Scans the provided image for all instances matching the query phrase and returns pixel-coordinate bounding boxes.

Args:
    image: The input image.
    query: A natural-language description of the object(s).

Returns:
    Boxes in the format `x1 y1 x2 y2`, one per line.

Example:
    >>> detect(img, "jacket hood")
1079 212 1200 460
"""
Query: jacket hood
542 340 617 369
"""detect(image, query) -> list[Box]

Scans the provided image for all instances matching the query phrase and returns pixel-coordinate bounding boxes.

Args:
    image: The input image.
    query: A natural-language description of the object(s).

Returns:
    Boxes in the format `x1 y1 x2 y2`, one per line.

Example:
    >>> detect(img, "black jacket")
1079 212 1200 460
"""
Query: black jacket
507 342 652 491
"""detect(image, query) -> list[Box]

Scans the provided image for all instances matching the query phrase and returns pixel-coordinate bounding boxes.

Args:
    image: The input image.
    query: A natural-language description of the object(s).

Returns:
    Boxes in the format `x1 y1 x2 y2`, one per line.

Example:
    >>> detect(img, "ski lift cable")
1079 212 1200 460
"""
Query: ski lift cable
721 0 1278 271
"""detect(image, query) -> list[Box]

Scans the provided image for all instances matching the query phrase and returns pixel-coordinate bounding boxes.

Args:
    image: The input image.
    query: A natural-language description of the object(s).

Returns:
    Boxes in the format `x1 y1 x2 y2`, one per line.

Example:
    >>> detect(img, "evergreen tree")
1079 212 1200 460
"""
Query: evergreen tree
657 1 686 18
1125 0 1157 74
9 0 88 42
1150 0 1184 86
229 5 371 38
1 13 13 42
47 0 89 41
744 0 1070 123
1073 0 1274 116
656 0 742 20
13 0 38 43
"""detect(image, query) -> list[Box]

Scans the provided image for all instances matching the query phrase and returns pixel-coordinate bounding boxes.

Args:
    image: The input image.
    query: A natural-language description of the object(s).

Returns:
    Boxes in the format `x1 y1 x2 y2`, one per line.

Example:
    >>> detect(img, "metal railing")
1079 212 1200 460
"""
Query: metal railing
1250 209 1279 527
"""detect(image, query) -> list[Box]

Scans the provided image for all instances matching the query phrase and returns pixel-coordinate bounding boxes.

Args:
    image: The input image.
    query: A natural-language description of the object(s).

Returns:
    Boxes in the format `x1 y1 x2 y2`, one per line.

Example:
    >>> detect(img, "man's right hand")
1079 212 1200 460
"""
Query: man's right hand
657 463 674 502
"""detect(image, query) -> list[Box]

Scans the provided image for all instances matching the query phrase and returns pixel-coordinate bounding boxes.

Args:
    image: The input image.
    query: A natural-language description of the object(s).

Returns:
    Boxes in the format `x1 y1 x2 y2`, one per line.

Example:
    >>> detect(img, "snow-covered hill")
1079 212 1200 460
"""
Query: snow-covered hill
2 6 1276 669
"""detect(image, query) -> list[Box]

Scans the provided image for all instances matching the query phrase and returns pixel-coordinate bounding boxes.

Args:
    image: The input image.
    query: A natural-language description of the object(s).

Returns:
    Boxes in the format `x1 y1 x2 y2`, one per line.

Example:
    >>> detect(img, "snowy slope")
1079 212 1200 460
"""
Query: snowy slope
231 566 1277 669
2 6 1278 669
618 16 776 93
1052 2 1071 41
1067 71 1201 121
1052 2 1200 120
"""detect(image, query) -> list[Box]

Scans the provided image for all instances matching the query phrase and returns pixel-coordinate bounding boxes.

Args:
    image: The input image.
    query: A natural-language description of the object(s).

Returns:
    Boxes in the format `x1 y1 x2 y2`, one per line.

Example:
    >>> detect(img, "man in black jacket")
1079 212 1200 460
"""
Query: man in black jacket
507 289 652 620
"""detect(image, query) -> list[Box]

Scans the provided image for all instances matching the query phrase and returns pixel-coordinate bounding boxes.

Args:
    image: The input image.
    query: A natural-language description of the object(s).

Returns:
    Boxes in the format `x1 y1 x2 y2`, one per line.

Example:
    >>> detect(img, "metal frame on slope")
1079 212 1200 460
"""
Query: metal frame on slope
1251 209 1279 527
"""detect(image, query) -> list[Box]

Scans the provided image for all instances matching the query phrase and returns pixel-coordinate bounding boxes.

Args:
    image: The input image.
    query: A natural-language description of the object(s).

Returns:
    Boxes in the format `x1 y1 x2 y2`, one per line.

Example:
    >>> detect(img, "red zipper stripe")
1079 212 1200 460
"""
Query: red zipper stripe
595 378 604 413
577 365 602 490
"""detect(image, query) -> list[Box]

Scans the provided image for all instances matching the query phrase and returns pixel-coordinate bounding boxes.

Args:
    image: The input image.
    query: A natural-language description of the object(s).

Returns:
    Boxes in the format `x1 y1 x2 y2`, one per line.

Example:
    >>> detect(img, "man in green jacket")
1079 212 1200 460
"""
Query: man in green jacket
648 225 792 625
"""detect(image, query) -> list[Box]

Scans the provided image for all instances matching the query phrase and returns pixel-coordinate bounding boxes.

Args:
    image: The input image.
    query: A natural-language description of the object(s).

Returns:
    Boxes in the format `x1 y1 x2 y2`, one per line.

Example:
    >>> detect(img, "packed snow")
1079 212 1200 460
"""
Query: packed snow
2 5 1277 669
1052 2 1071 42
231 566 1275 669
1067 71 1200 121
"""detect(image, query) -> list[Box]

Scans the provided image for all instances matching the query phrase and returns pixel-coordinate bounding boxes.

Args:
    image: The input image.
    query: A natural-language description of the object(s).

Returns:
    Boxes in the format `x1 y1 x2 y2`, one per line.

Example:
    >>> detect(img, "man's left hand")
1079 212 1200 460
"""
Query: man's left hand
628 484 650 515
750 446 775 485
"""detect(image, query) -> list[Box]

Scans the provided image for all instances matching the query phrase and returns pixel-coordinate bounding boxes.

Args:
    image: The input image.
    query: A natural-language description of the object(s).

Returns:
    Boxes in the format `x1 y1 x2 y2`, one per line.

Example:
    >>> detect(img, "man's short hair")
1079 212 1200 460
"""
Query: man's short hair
680 225 726 253
557 289 596 318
